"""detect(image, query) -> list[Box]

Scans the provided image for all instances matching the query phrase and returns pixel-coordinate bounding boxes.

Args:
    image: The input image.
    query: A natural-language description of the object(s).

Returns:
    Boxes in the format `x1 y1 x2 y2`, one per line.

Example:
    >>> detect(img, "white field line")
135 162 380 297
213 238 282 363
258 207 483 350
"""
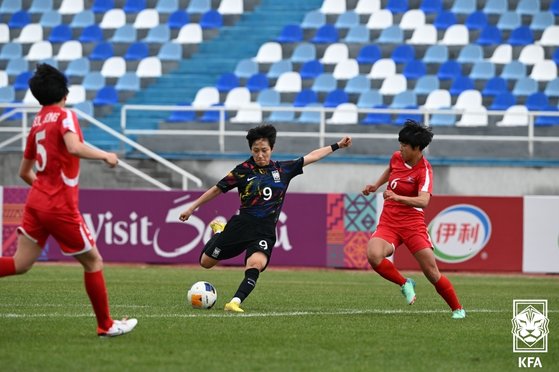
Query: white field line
2 308 557 319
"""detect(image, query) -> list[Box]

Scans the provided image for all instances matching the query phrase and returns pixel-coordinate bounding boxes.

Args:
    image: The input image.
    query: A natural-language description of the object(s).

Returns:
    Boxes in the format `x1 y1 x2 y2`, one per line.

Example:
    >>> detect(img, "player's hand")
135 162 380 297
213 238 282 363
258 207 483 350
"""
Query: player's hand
104 152 119 168
362 184 378 196
383 189 398 201
337 136 352 149
179 208 194 222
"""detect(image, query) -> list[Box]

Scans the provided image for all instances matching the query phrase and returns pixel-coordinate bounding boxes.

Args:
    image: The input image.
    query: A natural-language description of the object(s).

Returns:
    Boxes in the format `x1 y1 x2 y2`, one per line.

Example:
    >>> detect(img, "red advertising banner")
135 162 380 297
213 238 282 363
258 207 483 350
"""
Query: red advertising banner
393 196 523 272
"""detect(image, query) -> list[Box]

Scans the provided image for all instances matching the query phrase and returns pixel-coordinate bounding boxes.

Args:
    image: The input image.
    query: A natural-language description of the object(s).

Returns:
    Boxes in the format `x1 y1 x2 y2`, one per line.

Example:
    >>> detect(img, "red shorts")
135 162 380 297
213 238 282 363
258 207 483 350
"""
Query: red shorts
17 206 95 256
371 221 433 255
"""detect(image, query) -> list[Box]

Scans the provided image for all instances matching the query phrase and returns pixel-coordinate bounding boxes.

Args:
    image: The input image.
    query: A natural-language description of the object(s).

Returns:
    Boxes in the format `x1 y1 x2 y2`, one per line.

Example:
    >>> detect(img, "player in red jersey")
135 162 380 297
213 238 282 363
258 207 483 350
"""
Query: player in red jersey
0 64 138 336
362 120 465 319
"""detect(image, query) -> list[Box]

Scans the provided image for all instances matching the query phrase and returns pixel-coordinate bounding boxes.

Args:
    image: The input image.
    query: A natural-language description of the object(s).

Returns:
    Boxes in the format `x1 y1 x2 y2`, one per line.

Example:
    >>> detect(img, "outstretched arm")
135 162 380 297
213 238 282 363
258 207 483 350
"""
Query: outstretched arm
362 166 390 196
179 186 223 221
64 132 118 168
303 136 352 167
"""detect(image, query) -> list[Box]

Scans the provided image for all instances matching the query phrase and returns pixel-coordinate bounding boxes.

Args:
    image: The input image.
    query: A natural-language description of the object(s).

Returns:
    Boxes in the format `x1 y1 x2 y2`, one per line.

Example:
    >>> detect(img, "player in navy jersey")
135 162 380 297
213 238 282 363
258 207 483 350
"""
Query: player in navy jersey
180 125 351 312
362 120 465 319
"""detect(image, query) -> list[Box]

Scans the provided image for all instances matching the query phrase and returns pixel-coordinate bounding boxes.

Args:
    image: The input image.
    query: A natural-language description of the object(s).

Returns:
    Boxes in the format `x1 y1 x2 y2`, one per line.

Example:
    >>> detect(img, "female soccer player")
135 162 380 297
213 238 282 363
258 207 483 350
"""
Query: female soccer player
362 120 466 319
180 125 351 312
0 64 137 336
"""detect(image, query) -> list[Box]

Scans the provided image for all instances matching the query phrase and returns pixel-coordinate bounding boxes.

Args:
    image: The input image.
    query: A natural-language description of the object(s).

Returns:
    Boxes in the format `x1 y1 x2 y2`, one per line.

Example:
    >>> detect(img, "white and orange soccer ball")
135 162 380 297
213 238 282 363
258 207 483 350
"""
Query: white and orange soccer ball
187 281 217 309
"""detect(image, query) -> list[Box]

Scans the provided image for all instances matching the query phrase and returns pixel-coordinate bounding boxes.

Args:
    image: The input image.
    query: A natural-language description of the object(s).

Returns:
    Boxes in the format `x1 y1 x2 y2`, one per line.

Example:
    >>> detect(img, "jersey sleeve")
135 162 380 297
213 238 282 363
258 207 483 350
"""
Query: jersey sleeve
59 109 80 136
418 161 434 194
216 167 241 193
23 127 36 160
279 157 304 181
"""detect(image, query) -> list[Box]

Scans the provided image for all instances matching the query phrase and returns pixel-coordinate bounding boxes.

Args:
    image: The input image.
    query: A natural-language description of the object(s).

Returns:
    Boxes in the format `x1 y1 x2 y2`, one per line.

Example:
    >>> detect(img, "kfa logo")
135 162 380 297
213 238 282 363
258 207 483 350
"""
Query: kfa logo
512 300 549 368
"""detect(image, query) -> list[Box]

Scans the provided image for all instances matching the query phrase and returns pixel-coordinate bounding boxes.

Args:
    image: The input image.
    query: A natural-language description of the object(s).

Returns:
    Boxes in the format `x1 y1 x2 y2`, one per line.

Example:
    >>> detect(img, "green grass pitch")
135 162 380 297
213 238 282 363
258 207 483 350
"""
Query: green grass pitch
0 264 557 371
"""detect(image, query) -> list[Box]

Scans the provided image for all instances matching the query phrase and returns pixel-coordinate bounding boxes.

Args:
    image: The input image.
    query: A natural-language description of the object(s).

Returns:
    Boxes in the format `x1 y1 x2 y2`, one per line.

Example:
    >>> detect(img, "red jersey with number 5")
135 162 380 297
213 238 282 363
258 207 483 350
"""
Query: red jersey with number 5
23 106 82 213
382 151 433 225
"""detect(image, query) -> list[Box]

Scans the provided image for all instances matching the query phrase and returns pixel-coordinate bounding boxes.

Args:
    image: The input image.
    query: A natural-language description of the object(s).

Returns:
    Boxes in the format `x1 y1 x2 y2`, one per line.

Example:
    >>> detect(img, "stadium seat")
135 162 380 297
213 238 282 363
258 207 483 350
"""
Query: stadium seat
437 61 462 80
293 89 318 107
377 25 403 44
489 44 512 64
0 86 15 103
0 24 10 44
224 87 251 108
387 0 408 13
434 11 457 30
13 71 32 90
65 57 90 77
552 0 559 15
49 25 72 43
199 103 226 123
167 103 196 122
457 107 488 127
496 105 529 126
321 0 346 14
344 75 370 94
530 12 554 31
276 24 302 43
297 103 322 124
335 11 359 29
421 0 443 14
134 9 159 29
299 60 323 80
553 50 559 65
355 0 381 14
508 26 534 46
343 26 370 44
70 100 95 116
391 90 417 109
361 105 391 125
497 12 521 31
457 45 483 64
82 72 105 91
143 25 170 43
59 0 84 14
544 78 559 98
489 92 515 110
192 87 219 108
368 59 396 79
218 0 244 15
430 110 456 126
187 0 210 14
530 61 558 82
513 77 538 96
403 60 426 80
312 73 337 93
79 25 104 43
274 72 301 93
26 41 53 61
101 57 126 78
29 0 52 12
246 73 268 92
516 0 539 16
15 24 43 43
90 42 114 60
535 107 559 126
6 58 29 77
525 92 550 111
357 89 382 108
327 103 358 124
267 60 293 79
93 0 114 13
538 26 559 46
168 10 189 29
391 45 415 64
66 85 86 105
253 42 282 63
320 43 349 64
465 11 488 31
234 59 258 79
230 103 262 123
124 0 146 13
482 77 507 97
476 26 501 45
71 10 95 28
301 10 325 29
408 24 437 45
157 42 181 61
0 43 22 60
200 10 223 30
440 25 469 45
501 61 526 80
483 0 507 15
267 104 296 123
399 9 426 30
423 45 448 64
311 25 339 44
257 89 280 106
414 75 439 95
100 9 126 29
380 74 406 95
173 24 202 44
156 0 179 14
333 59 359 80
449 76 475 96
137 57 162 77
455 90 483 109
366 9 393 29
424 89 451 109
93 86 118 106
124 42 148 61
291 43 316 63
356 44 381 65
519 45 544 66
8 11 30 29
470 61 495 80
110 25 137 43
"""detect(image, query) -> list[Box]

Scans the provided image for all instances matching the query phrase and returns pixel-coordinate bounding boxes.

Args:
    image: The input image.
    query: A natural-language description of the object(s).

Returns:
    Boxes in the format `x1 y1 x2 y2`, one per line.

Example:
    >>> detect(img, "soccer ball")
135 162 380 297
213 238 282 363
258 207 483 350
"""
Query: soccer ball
187 281 217 309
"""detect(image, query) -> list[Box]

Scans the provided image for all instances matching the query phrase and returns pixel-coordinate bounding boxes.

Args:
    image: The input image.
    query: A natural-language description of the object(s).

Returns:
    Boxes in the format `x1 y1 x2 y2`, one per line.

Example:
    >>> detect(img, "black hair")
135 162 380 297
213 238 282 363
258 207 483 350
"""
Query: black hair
398 119 433 151
246 124 277 149
28 63 69 106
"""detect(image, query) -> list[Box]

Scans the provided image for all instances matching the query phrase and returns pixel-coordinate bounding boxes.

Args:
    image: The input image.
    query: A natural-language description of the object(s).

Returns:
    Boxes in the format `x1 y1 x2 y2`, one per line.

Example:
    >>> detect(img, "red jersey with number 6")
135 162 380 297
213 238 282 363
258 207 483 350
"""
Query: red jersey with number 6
23 106 82 214
382 151 433 226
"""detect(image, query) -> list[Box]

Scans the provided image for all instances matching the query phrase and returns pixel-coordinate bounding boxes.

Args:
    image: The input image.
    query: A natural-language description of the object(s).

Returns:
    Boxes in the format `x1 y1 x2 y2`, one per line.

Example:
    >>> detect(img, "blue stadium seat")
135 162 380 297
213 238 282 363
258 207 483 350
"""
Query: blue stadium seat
291 43 316 63
343 25 369 43
386 0 408 13
311 25 339 43
451 0 476 14
8 11 30 29
482 77 507 96
13 71 32 90
470 61 496 80
553 49 559 65
414 75 439 95
65 58 90 77
552 0 559 15
362 105 391 125
29 0 53 13
156 0 179 14
513 77 538 96
391 45 415 64
530 12 554 31
301 10 326 29
0 0 22 14
6 58 28 77
216 73 239 93
200 10 223 29
276 24 303 43
465 11 488 31
535 108 559 126
200 103 227 123
394 108 422 125
391 90 417 108
335 11 359 29
167 103 196 122
497 12 521 31
434 11 457 30
489 92 515 110
267 60 293 79
449 76 474 95
525 92 550 111
312 73 336 93
437 61 462 80
377 25 403 44
40 10 61 27
421 0 442 14
124 42 149 61
124 0 146 13
73 101 94 117
544 78 559 98
49 24 72 43
324 89 348 108
267 104 296 122
82 72 105 90
483 0 508 15
516 0 539 16
90 42 114 60
423 45 448 64
430 111 456 126
93 0 114 13
292 89 318 107
157 42 182 61
257 89 280 106
168 11 189 29
93 86 118 106
476 26 502 45
0 43 22 60
300 60 323 80
344 75 370 94
457 44 483 64
297 103 322 124
246 73 268 92
143 25 170 43
403 60 426 80
187 0 211 14
234 59 258 79
501 61 527 80
79 25 104 43
0 86 16 103
356 44 381 65
111 25 137 43
116 72 140 91
507 26 534 46
71 10 95 27
357 90 383 108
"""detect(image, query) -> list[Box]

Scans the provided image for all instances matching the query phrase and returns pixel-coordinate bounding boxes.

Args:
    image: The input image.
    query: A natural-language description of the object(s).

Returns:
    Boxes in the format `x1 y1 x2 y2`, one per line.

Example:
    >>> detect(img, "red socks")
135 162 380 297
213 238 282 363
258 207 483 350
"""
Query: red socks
0 257 16 277
435 275 462 311
84 270 113 332
373 259 407 286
